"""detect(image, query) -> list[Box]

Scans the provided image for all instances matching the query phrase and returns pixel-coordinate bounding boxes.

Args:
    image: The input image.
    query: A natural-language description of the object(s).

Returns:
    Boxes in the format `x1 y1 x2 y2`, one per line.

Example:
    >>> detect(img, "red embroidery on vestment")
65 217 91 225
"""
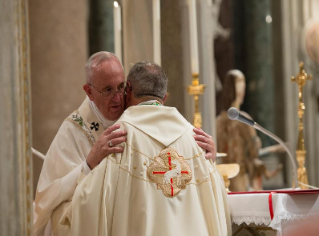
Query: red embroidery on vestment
147 147 192 198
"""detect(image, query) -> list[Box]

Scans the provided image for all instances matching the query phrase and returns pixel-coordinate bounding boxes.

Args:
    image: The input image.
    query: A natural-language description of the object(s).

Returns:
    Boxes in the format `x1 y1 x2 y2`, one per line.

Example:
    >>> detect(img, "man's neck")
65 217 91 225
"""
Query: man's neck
130 96 164 106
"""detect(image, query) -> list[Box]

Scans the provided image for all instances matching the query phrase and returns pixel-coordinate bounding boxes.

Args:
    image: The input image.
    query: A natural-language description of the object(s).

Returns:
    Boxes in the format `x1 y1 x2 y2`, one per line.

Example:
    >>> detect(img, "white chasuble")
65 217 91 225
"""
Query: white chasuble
34 98 105 236
65 105 232 236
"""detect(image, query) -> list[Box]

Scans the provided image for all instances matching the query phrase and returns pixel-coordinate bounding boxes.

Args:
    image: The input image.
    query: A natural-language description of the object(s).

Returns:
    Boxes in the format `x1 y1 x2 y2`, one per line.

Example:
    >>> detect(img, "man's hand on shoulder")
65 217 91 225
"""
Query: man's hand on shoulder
86 124 127 169
193 128 216 162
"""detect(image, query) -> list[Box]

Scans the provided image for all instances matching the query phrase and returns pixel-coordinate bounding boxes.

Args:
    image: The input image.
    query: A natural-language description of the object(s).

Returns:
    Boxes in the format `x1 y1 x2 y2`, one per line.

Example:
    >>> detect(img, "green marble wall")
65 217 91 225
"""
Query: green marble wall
89 0 114 55
233 0 275 147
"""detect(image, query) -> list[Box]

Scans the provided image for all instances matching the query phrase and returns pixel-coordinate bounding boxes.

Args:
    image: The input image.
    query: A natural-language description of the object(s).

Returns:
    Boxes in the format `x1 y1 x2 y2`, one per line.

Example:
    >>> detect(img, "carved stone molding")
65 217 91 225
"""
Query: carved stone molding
0 0 33 235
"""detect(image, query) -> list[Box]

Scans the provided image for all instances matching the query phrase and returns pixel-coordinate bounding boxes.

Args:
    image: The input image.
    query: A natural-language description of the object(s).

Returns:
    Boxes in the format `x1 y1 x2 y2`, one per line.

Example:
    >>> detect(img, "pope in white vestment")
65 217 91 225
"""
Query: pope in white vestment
63 102 232 236
34 51 129 235
34 97 114 235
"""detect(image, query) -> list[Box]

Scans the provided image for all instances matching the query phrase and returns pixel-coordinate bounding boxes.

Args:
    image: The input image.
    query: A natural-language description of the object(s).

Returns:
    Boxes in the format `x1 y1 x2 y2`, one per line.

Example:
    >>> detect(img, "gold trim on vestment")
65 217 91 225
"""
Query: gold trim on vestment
118 163 216 186
106 155 120 165
105 145 217 187
126 143 205 161
119 166 151 182
65 111 95 147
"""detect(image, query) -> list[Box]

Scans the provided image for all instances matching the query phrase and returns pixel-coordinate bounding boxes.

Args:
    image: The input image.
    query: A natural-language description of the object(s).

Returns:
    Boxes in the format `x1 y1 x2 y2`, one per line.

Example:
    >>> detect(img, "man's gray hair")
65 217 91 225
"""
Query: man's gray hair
127 62 168 99
85 51 121 82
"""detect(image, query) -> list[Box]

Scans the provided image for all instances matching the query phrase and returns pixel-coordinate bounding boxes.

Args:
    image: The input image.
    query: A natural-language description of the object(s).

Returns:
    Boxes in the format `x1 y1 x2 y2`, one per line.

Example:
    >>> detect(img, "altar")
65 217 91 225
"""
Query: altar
228 190 319 236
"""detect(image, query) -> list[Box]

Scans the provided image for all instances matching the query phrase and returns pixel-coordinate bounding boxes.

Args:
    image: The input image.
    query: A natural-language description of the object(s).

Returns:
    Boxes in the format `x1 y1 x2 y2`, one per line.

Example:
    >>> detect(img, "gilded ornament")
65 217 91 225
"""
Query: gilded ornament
147 147 192 197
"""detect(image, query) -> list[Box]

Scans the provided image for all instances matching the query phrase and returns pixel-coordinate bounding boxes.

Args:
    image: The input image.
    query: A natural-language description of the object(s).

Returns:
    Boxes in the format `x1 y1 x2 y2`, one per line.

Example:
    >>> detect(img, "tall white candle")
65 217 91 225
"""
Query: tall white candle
113 1 122 63
188 0 199 74
153 0 161 65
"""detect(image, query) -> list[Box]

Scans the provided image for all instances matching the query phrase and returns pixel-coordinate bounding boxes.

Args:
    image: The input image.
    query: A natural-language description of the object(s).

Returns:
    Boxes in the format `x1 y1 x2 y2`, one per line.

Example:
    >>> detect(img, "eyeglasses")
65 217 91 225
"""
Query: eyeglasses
88 81 126 100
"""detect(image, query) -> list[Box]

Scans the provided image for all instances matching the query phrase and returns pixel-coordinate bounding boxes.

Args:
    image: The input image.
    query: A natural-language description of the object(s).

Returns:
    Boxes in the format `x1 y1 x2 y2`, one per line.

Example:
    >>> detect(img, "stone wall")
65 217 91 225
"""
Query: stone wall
29 0 88 196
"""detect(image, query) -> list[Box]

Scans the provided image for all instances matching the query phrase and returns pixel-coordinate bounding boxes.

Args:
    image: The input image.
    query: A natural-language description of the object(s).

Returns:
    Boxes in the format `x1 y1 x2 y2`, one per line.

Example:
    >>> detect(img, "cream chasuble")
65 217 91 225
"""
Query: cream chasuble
34 98 108 236
62 105 231 236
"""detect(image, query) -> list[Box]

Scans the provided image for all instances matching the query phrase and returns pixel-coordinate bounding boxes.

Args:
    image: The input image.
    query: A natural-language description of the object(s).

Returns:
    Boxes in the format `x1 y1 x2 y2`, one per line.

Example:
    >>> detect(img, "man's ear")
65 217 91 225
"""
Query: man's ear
125 86 132 105
83 84 94 101
163 93 168 104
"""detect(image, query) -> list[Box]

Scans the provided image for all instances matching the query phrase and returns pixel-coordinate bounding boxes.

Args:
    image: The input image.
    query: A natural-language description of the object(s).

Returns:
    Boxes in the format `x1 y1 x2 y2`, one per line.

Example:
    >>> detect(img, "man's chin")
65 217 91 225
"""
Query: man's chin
107 107 124 120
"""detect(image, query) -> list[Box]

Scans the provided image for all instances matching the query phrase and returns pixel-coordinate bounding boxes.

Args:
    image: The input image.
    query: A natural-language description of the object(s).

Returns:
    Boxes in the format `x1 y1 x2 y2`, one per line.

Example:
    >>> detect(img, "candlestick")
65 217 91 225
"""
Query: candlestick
113 1 122 63
291 61 312 189
187 73 205 128
153 0 161 65
188 0 199 74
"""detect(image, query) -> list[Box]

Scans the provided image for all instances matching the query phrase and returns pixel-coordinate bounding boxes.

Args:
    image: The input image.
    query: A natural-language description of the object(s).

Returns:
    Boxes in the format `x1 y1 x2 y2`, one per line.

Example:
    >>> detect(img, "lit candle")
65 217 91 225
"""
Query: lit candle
153 0 161 65
188 0 199 74
113 1 122 63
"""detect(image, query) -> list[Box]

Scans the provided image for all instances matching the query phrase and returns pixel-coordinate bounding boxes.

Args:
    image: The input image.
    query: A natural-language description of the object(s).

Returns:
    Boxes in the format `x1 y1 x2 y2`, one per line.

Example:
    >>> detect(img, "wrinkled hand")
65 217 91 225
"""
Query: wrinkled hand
86 124 127 169
193 128 216 162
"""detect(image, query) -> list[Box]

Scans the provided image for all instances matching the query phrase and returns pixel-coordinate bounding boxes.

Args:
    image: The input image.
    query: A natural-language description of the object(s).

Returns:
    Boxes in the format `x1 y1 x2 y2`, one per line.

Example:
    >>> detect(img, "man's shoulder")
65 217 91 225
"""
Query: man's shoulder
55 111 85 136
117 105 191 147
65 110 84 127
120 105 185 120
53 111 95 146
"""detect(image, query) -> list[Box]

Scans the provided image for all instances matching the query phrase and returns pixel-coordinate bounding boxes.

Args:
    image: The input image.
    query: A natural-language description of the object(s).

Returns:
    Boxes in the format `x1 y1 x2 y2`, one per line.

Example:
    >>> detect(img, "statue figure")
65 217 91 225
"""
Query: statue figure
216 70 281 191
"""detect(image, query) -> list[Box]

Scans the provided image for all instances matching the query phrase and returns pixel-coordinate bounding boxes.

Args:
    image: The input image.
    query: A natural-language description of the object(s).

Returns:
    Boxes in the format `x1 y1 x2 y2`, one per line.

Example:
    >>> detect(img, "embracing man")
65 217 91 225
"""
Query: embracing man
33 52 217 235
63 61 231 236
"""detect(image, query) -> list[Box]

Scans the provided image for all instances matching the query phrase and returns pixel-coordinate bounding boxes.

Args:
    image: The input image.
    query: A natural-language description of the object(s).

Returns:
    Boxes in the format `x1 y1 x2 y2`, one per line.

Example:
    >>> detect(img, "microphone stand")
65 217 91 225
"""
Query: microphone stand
253 123 299 189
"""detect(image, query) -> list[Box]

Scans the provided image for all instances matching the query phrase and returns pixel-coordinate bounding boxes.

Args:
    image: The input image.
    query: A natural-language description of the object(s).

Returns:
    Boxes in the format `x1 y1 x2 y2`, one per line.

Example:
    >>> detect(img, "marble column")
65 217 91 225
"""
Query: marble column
162 0 217 136
304 0 319 189
198 0 217 139
161 0 187 115
0 0 33 234
28 0 88 196
234 0 275 147
179 0 195 122
122 0 153 75
89 0 114 55
178 0 210 128
281 0 319 188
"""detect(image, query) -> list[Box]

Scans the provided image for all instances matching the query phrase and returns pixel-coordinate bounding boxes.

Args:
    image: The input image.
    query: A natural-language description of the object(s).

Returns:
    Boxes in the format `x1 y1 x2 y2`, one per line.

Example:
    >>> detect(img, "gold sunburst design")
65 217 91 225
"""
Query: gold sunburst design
147 148 192 198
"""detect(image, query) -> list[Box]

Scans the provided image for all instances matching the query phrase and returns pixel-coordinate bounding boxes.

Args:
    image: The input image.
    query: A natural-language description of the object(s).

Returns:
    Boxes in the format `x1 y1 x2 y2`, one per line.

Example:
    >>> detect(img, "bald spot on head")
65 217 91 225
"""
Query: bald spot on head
86 51 123 84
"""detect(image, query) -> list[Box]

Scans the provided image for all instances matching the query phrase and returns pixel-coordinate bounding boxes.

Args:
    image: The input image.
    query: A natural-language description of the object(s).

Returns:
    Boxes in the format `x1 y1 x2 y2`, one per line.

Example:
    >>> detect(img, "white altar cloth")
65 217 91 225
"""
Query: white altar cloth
228 190 319 233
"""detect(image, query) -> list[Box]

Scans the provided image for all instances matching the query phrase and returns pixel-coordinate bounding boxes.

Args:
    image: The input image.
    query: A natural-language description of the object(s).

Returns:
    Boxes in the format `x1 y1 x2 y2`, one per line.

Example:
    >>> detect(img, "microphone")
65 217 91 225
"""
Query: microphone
227 107 255 126
227 107 299 189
